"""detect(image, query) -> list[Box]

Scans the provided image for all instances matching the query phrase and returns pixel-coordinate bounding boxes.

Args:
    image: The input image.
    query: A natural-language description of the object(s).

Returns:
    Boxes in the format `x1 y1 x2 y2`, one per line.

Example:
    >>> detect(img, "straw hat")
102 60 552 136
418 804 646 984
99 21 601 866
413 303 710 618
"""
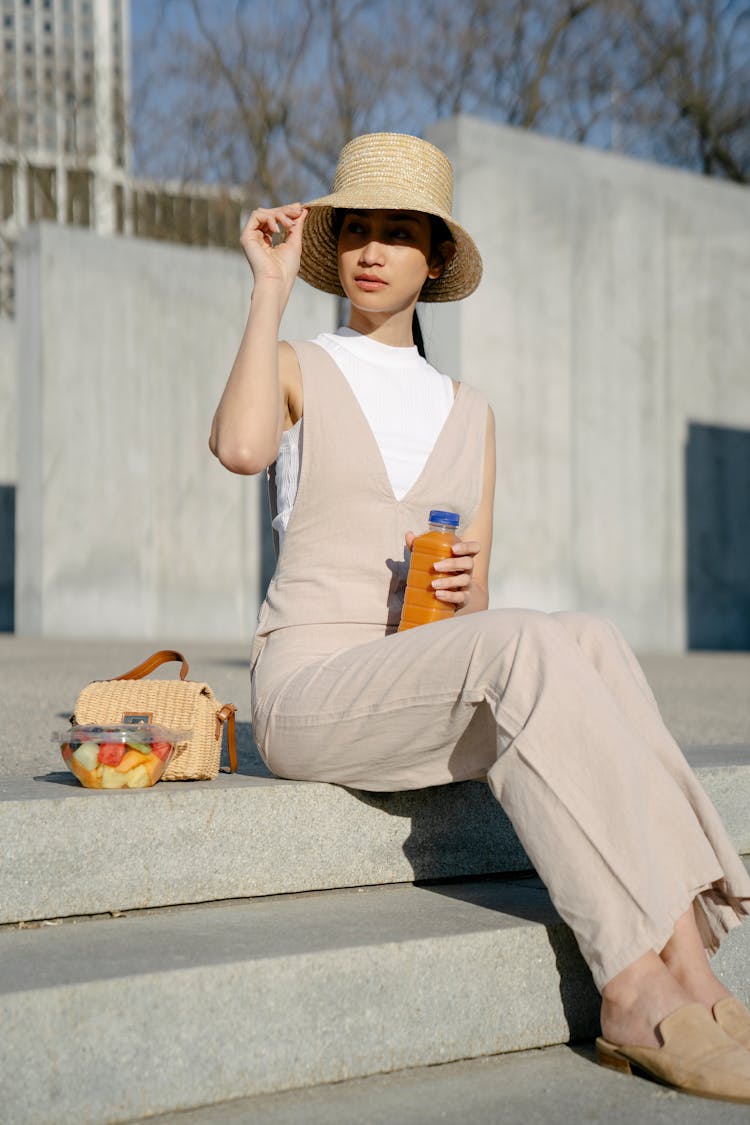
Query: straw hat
299 132 482 302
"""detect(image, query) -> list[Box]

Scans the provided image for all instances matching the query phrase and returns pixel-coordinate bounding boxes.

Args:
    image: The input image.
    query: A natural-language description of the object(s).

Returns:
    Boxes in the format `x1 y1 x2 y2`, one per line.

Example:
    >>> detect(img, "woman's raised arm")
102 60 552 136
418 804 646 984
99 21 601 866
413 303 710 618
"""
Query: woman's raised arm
209 204 307 475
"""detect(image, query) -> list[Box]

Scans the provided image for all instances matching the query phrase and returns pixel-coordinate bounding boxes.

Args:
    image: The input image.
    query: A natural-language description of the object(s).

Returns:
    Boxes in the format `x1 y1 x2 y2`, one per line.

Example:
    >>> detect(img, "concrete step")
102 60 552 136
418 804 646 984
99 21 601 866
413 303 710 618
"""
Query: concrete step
137 1041 750 1125
3 872 749 1125
2 745 749 925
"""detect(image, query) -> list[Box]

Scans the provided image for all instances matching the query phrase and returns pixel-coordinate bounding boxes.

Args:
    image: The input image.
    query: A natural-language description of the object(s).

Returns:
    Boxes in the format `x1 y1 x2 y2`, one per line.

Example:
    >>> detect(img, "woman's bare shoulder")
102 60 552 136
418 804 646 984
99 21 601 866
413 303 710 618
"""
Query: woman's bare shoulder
279 341 303 427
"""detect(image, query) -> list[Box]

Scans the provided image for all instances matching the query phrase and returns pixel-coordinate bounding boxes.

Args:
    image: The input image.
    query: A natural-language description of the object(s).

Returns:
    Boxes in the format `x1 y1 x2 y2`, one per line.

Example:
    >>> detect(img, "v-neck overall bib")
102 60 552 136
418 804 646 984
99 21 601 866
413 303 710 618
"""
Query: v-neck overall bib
250 341 750 991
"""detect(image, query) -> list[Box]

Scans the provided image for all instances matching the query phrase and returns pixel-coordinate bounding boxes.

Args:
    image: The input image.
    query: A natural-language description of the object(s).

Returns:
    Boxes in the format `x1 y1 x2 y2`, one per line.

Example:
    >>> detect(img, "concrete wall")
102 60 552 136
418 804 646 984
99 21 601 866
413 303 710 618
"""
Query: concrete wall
0 317 16 483
0 316 17 630
423 117 750 650
15 223 337 639
11 115 750 647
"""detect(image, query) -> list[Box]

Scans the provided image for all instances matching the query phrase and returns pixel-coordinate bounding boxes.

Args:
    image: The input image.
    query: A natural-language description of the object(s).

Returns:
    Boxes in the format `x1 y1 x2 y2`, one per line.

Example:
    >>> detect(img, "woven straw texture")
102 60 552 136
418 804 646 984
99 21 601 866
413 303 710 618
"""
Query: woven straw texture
298 132 482 302
73 680 224 781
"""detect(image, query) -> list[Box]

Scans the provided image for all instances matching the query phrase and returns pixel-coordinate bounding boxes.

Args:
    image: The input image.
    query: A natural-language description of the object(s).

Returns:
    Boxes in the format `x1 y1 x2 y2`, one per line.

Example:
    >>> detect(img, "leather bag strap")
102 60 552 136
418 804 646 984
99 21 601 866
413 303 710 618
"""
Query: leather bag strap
216 704 238 773
114 650 190 682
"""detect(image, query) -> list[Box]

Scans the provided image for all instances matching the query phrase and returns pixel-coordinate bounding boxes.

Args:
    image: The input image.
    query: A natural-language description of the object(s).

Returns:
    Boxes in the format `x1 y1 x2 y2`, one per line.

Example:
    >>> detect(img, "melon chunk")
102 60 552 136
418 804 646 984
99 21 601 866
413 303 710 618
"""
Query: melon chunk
72 741 100 772
114 748 151 773
125 764 150 789
101 765 128 789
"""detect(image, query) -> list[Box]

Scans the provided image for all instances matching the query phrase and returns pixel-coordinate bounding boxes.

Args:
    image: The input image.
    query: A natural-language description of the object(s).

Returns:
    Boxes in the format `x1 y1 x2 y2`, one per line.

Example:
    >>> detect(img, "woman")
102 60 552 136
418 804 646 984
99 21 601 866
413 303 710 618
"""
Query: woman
210 132 750 1101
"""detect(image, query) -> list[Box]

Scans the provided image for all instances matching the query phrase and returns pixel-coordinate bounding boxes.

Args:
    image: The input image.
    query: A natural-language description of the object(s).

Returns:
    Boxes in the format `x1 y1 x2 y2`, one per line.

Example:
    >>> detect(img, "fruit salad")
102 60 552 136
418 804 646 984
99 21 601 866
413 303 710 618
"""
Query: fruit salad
56 724 188 789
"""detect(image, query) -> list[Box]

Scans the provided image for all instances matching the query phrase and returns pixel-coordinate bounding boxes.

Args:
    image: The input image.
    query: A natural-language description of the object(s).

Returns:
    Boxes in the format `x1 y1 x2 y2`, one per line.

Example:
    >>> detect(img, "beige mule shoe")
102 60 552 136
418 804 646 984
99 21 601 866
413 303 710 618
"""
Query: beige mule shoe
713 997 750 1052
596 1002 750 1103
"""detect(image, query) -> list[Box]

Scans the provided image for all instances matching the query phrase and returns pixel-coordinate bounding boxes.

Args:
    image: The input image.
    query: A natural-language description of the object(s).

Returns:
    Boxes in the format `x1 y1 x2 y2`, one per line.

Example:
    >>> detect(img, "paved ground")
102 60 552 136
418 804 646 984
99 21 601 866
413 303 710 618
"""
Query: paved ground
139 1042 750 1125
1 635 748 778
5 636 749 1123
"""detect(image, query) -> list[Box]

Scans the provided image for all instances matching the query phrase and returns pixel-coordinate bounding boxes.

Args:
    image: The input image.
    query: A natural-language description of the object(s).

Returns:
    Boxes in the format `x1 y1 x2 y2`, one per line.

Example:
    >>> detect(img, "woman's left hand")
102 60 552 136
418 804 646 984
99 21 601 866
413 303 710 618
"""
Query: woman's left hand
404 533 481 612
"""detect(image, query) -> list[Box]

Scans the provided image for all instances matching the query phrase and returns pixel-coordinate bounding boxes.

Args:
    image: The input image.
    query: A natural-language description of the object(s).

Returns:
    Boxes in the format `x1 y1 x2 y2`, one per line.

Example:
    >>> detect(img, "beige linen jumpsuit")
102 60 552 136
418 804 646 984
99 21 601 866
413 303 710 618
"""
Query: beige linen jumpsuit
250 341 750 991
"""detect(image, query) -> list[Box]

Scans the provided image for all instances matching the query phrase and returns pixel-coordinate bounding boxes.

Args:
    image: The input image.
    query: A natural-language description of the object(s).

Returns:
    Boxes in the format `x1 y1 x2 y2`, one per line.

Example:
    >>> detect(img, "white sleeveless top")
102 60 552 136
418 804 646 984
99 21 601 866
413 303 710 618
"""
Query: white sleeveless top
272 328 455 549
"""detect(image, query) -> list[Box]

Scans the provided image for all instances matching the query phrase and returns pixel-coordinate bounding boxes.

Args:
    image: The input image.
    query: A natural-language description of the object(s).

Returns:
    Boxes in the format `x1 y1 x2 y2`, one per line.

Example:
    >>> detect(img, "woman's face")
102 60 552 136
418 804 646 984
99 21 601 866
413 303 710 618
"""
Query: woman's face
337 209 445 314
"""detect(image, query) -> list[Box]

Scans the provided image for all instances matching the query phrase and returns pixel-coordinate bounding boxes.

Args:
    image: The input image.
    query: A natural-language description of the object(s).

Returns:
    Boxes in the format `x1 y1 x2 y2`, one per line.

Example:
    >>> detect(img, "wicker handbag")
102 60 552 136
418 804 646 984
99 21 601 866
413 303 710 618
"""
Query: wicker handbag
71 649 238 780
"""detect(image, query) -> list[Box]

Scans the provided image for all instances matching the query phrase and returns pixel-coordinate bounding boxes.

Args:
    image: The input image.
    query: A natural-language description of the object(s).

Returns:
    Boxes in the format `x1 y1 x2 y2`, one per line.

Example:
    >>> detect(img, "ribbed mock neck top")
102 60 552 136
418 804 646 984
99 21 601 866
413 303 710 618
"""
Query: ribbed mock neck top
272 327 455 548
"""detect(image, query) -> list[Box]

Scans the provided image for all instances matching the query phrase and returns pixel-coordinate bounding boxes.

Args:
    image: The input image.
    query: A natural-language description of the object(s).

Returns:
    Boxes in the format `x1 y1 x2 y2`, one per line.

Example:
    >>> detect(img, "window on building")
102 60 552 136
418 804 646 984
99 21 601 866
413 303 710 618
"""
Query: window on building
44 21 52 34
28 166 56 223
5 38 14 52
0 164 15 223
24 42 31 54
3 15 12 29
43 44 52 57
23 14 31 32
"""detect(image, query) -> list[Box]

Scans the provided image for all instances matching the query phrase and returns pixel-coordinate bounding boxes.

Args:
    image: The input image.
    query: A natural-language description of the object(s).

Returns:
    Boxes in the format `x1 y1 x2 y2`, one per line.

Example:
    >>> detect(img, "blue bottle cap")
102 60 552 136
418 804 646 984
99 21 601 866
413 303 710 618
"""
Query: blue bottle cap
428 509 460 527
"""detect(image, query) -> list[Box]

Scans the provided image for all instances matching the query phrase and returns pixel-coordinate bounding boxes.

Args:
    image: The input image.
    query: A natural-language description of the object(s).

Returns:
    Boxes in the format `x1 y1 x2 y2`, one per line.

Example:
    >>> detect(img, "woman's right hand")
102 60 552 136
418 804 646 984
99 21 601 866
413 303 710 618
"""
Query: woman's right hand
240 203 308 294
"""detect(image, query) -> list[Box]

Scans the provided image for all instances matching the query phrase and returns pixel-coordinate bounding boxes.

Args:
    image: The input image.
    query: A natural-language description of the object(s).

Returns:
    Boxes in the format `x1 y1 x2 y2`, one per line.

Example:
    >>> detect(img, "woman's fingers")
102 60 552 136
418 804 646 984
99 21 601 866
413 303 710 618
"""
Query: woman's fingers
284 208 307 244
431 540 479 609
433 545 479 575
240 203 308 284
434 589 469 605
452 539 481 558
242 203 305 242
432 571 470 590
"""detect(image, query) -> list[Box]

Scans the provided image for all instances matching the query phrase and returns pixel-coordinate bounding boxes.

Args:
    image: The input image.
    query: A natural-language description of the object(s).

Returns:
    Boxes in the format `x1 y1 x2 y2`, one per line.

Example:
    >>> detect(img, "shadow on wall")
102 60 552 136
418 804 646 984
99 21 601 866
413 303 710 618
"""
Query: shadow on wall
686 423 750 651
260 473 277 602
0 485 14 632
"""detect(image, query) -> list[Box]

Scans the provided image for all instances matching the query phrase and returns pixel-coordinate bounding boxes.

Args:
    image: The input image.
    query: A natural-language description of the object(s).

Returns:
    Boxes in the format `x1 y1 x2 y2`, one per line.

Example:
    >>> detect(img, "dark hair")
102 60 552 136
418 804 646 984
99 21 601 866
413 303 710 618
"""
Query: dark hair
332 209 454 361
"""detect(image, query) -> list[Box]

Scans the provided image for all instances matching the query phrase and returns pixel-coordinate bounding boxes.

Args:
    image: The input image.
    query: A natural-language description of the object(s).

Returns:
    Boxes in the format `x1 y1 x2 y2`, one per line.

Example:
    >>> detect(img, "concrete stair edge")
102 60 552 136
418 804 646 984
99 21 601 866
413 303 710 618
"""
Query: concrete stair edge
2 746 749 925
2 874 749 1125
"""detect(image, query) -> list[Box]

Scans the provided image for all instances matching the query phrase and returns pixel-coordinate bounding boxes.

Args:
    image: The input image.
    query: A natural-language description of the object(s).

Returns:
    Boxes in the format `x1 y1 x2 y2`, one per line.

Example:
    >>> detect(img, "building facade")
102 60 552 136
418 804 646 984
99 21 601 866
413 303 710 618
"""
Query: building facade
0 0 243 317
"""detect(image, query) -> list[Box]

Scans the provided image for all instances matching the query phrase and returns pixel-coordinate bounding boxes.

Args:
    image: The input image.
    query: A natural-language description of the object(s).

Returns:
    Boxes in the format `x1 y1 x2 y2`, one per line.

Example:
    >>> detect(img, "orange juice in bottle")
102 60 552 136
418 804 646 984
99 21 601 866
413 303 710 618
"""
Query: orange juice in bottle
398 510 460 631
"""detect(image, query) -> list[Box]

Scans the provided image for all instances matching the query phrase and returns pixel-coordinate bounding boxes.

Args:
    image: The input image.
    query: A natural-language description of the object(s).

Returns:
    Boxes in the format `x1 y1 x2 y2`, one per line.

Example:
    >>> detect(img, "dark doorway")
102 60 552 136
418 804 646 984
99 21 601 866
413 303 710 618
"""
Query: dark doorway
686 423 750 650
0 484 15 632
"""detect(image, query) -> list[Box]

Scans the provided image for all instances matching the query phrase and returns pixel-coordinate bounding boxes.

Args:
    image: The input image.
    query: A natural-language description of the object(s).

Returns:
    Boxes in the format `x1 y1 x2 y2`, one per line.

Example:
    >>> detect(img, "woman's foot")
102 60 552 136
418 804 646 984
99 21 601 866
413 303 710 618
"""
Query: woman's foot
597 1003 750 1104
600 951 692 1048
713 997 750 1051
659 905 734 1011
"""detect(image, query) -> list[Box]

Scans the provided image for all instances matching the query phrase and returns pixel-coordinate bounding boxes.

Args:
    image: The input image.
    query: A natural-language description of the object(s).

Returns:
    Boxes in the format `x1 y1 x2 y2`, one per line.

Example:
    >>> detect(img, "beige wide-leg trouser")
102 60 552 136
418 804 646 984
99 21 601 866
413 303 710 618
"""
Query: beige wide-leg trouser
251 608 750 990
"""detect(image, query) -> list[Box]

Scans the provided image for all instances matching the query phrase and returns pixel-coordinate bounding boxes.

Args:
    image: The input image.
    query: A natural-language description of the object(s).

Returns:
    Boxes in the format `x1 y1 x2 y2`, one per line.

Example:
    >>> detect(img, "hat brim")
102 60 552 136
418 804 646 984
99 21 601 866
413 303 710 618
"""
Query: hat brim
298 190 483 303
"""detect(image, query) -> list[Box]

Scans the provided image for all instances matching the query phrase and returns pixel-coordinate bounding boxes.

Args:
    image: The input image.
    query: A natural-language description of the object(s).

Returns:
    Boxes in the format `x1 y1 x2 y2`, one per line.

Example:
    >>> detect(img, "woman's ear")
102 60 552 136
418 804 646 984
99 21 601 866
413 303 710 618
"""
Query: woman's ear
428 240 457 280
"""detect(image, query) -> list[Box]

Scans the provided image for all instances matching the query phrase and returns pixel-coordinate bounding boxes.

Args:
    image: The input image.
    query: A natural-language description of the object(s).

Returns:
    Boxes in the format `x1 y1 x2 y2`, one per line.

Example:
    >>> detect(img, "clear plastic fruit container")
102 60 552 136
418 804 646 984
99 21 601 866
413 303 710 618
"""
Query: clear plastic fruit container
53 724 191 789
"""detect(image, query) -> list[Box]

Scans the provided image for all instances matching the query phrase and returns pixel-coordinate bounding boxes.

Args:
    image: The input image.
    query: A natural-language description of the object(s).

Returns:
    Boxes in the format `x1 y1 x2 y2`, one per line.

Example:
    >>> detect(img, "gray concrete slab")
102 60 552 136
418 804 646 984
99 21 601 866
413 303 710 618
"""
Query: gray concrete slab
0 636 265 779
2 638 749 780
2 875 749 1125
136 1042 750 1125
0 770 530 924
2 744 749 926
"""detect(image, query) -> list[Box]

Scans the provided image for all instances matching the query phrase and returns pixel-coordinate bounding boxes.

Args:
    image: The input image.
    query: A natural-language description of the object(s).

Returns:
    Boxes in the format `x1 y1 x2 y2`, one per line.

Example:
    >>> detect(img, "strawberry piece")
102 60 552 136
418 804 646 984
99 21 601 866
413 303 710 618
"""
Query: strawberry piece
98 742 126 767
150 741 173 762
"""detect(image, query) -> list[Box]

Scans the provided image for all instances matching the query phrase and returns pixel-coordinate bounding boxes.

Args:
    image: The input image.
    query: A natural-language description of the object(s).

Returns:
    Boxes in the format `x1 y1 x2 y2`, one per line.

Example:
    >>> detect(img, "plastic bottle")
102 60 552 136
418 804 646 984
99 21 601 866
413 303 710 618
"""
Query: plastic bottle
398 510 460 632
